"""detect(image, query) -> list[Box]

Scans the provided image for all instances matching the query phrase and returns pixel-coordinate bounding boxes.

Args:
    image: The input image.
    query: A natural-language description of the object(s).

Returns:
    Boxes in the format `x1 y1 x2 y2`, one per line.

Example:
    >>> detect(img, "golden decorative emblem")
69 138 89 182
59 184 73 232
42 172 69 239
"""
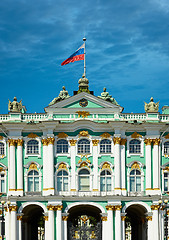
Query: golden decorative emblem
0 136 3 140
10 206 18 212
113 137 121 145
0 167 4 172
79 130 89 137
76 111 90 118
144 138 152 145
131 162 140 171
69 139 77 146
92 140 99 146
153 138 160 146
0 155 5 159
106 205 114 211
164 167 169 172
29 163 38 171
80 216 89 224
101 216 107 221
165 133 169 139
17 139 24 146
101 162 111 171
8 139 17 147
146 216 152 221
58 163 67 171
41 138 48 146
54 205 63 211
80 162 88 168
100 132 111 139
131 132 142 139
120 138 127 145
62 216 69 221
47 137 55 145
57 132 68 138
27 133 38 138
47 205 54 211
121 216 126 221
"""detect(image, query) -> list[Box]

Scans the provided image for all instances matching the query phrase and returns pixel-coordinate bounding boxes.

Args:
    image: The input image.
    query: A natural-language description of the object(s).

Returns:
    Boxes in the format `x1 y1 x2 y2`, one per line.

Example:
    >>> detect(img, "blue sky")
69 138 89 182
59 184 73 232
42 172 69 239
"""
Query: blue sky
0 0 169 114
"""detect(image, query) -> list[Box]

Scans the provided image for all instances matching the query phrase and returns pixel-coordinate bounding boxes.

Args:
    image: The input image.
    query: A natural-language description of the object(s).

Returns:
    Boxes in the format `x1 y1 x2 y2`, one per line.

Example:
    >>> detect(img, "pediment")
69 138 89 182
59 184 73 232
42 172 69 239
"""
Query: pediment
45 92 123 114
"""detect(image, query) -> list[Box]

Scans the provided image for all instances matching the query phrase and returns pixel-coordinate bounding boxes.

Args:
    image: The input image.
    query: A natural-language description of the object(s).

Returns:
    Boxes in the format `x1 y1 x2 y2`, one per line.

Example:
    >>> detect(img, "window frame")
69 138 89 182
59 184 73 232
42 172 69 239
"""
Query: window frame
127 136 144 157
56 139 69 155
162 139 169 158
77 138 91 155
56 169 69 192
78 168 91 191
129 169 142 192
100 139 112 154
24 137 41 158
0 139 6 158
0 171 6 193
100 169 112 192
27 169 40 192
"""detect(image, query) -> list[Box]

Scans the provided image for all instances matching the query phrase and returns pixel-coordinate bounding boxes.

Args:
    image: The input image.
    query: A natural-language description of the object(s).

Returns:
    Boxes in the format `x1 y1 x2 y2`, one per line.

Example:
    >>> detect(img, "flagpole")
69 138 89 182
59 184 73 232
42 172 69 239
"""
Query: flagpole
83 37 86 77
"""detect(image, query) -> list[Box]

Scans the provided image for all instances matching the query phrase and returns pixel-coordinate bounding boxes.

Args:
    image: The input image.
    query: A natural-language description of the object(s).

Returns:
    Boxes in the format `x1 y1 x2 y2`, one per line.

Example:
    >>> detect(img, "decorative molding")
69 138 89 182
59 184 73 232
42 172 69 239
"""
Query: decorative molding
27 133 38 138
47 137 55 145
79 162 89 168
29 163 38 171
101 162 111 171
164 167 169 172
79 130 89 137
106 205 114 211
146 216 152 221
0 167 4 172
17 216 23 221
131 162 141 171
69 139 77 146
113 137 121 145
76 111 90 118
47 205 54 211
120 139 127 145
144 138 152 145
100 132 111 139
17 139 24 146
80 216 89 224
131 132 142 138
42 138 48 146
101 216 107 221
57 132 68 138
10 206 18 212
58 163 67 171
92 139 99 146
153 138 160 146
54 205 63 211
0 136 3 140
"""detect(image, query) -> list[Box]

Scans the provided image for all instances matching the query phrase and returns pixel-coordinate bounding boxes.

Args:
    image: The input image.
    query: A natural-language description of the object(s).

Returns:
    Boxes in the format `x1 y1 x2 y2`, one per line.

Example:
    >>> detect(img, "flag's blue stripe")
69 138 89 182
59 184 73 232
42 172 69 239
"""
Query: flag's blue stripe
69 48 84 58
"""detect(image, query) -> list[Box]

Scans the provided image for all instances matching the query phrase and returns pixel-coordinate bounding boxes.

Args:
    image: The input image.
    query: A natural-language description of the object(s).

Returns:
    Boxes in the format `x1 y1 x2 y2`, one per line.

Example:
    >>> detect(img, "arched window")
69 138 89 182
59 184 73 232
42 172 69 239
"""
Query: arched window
56 139 68 153
129 139 141 154
164 142 169 155
27 140 39 154
130 169 141 192
0 142 5 156
77 139 90 154
164 172 169 192
100 170 112 191
78 169 90 191
28 170 39 192
0 173 5 193
56 170 68 191
100 139 111 153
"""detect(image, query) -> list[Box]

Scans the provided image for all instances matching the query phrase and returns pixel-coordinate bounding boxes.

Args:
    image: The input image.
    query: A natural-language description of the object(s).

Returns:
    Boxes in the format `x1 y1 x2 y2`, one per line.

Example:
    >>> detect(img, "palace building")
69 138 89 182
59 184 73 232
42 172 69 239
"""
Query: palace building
0 74 169 240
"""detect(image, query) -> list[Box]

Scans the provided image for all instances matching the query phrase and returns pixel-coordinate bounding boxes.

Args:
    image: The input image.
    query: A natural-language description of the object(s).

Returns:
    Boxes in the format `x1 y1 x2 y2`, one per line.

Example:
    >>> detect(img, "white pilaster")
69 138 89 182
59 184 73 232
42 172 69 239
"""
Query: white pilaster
115 206 122 240
145 139 152 195
92 140 99 191
5 211 10 240
152 139 161 195
42 139 49 196
146 215 153 240
10 206 17 240
69 140 77 191
113 137 121 195
106 206 114 240
47 138 55 195
44 214 49 240
151 205 160 240
62 214 69 240
56 206 63 240
17 215 23 240
121 139 127 196
8 140 16 196
17 139 24 196
101 214 108 240
48 206 55 240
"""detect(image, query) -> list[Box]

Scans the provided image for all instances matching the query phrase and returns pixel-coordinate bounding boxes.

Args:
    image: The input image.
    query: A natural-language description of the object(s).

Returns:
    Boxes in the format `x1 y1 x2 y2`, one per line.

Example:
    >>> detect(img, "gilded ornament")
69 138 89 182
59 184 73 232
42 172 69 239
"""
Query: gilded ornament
80 162 88 168
29 163 38 171
0 136 3 140
113 137 121 145
62 216 69 221
80 216 89 224
101 162 111 171
42 138 48 146
79 130 89 137
57 132 68 139
165 133 169 139
48 137 55 145
101 216 107 221
114 205 122 211
54 205 63 211
17 216 23 221
131 132 142 139
92 140 99 146
93 189 99 191
0 167 4 172
144 139 152 145
10 206 18 211
164 167 169 172
47 205 54 211
58 163 67 171
43 216 48 221
151 205 160 210
146 216 152 221
69 139 77 146
76 111 90 118
167 210 169 216
27 133 38 138
17 139 24 146
131 162 140 171
0 155 5 159
121 216 126 221
153 138 160 146
120 139 127 145
106 205 114 211
73 231 80 239
100 132 111 139
90 231 96 239
8 139 17 147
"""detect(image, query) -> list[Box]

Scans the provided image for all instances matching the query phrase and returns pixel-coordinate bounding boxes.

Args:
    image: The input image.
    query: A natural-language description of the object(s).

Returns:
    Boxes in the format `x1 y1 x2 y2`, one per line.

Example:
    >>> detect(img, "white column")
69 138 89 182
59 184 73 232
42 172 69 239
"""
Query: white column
17 139 24 196
56 205 63 240
44 215 49 240
48 206 54 240
92 140 99 191
121 215 126 240
106 206 114 240
5 211 10 240
146 216 153 240
42 139 49 196
151 205 160 240
115 206 122 240
145 139 152 194
152 139 160 194
69 140 77 191
113 137 121 195
47 138 55 195
121 139 126 196
8 140 16 195
62 215 69 240
101 215 108 240
10 206 17 240
17 215 22 240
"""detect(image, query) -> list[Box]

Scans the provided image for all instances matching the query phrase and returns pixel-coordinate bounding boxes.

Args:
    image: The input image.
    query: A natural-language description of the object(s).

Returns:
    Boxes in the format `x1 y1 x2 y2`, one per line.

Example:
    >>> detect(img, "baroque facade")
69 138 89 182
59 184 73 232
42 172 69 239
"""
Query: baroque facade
0 76 169 240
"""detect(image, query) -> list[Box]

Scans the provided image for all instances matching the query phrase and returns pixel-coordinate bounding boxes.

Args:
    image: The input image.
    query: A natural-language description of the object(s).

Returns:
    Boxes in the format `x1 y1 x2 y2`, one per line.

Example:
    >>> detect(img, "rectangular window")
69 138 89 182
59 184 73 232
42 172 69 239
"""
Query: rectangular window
107 177 111 191
63 178 68 191
130 177 135 192
34 177 39 192
136 177 141 192
28 178 33 192
79 176 90 191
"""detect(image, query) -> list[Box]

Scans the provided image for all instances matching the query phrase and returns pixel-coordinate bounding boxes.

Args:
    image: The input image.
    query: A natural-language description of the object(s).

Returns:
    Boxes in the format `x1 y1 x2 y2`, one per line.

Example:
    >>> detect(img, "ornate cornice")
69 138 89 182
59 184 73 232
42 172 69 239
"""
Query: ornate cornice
100 132 111 139
27 133 38 138
131 132 142 139
17 139 24 146
42 138 48 146
57 132 68 139
92 140 99 146
144 138 152 145
153 138 160 146
76 111 90 118
113 137 121 145
47 137 55 145
69 139 77 146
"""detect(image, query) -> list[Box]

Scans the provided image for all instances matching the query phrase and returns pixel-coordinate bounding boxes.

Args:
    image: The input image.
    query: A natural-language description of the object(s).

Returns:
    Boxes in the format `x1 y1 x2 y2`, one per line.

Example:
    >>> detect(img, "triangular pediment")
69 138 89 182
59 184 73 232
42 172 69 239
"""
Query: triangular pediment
45 92 123 114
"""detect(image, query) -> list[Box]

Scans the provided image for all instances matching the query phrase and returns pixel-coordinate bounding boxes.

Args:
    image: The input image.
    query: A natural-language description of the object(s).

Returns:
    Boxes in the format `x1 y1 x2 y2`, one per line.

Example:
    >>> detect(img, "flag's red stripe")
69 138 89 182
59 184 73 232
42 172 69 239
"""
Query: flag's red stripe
61 54 84 66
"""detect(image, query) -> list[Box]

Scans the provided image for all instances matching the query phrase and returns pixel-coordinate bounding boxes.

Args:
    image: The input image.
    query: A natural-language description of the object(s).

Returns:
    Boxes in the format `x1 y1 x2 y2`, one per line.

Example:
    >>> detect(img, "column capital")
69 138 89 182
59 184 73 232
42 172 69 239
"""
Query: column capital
144 138 152 145
152 138 160 146
17 215 23 221
47 205 55 211
120 138 127 145
121 216 126 221
10 206 18 211
69 139 77 146
43 216 49 221
62 216 69 221
8 139 17 147
54 205 63 211
42 138 48 146
47 137 55 145
146 216 152 221
114 205 122 211
113 137 121 145
101 216 107 221
106 205 114 211
17 139 24 146
151 205 160 210
92 139 99 146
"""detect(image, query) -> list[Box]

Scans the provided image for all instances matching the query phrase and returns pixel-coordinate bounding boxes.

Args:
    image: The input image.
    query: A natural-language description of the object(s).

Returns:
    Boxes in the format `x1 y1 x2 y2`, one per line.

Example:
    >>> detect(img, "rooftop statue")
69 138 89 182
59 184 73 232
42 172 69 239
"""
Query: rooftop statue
144 97 159 113
98 87 119 105
49 86 70 105
8 97 22 113
77 74 90 94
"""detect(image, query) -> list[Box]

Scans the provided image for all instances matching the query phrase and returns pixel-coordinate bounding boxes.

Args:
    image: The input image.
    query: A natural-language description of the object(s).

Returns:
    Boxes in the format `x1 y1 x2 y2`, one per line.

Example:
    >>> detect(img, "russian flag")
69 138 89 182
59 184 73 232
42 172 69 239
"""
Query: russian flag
61 43 85 66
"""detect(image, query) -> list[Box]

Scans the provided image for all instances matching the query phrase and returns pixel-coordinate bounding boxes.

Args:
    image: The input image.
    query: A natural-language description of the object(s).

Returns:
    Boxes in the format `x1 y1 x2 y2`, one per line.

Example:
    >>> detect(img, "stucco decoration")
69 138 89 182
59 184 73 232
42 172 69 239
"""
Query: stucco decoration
131 132 142 138
49 86 70 105
144 97 159 112
8 97 22 113
98 88 119 105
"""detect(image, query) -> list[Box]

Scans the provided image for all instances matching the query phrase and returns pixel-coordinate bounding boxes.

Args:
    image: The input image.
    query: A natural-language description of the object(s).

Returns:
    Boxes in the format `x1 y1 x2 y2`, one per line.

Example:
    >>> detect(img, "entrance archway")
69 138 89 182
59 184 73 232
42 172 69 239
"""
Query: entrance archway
125 204 147 240
67 205 102 240
22 204 44 240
